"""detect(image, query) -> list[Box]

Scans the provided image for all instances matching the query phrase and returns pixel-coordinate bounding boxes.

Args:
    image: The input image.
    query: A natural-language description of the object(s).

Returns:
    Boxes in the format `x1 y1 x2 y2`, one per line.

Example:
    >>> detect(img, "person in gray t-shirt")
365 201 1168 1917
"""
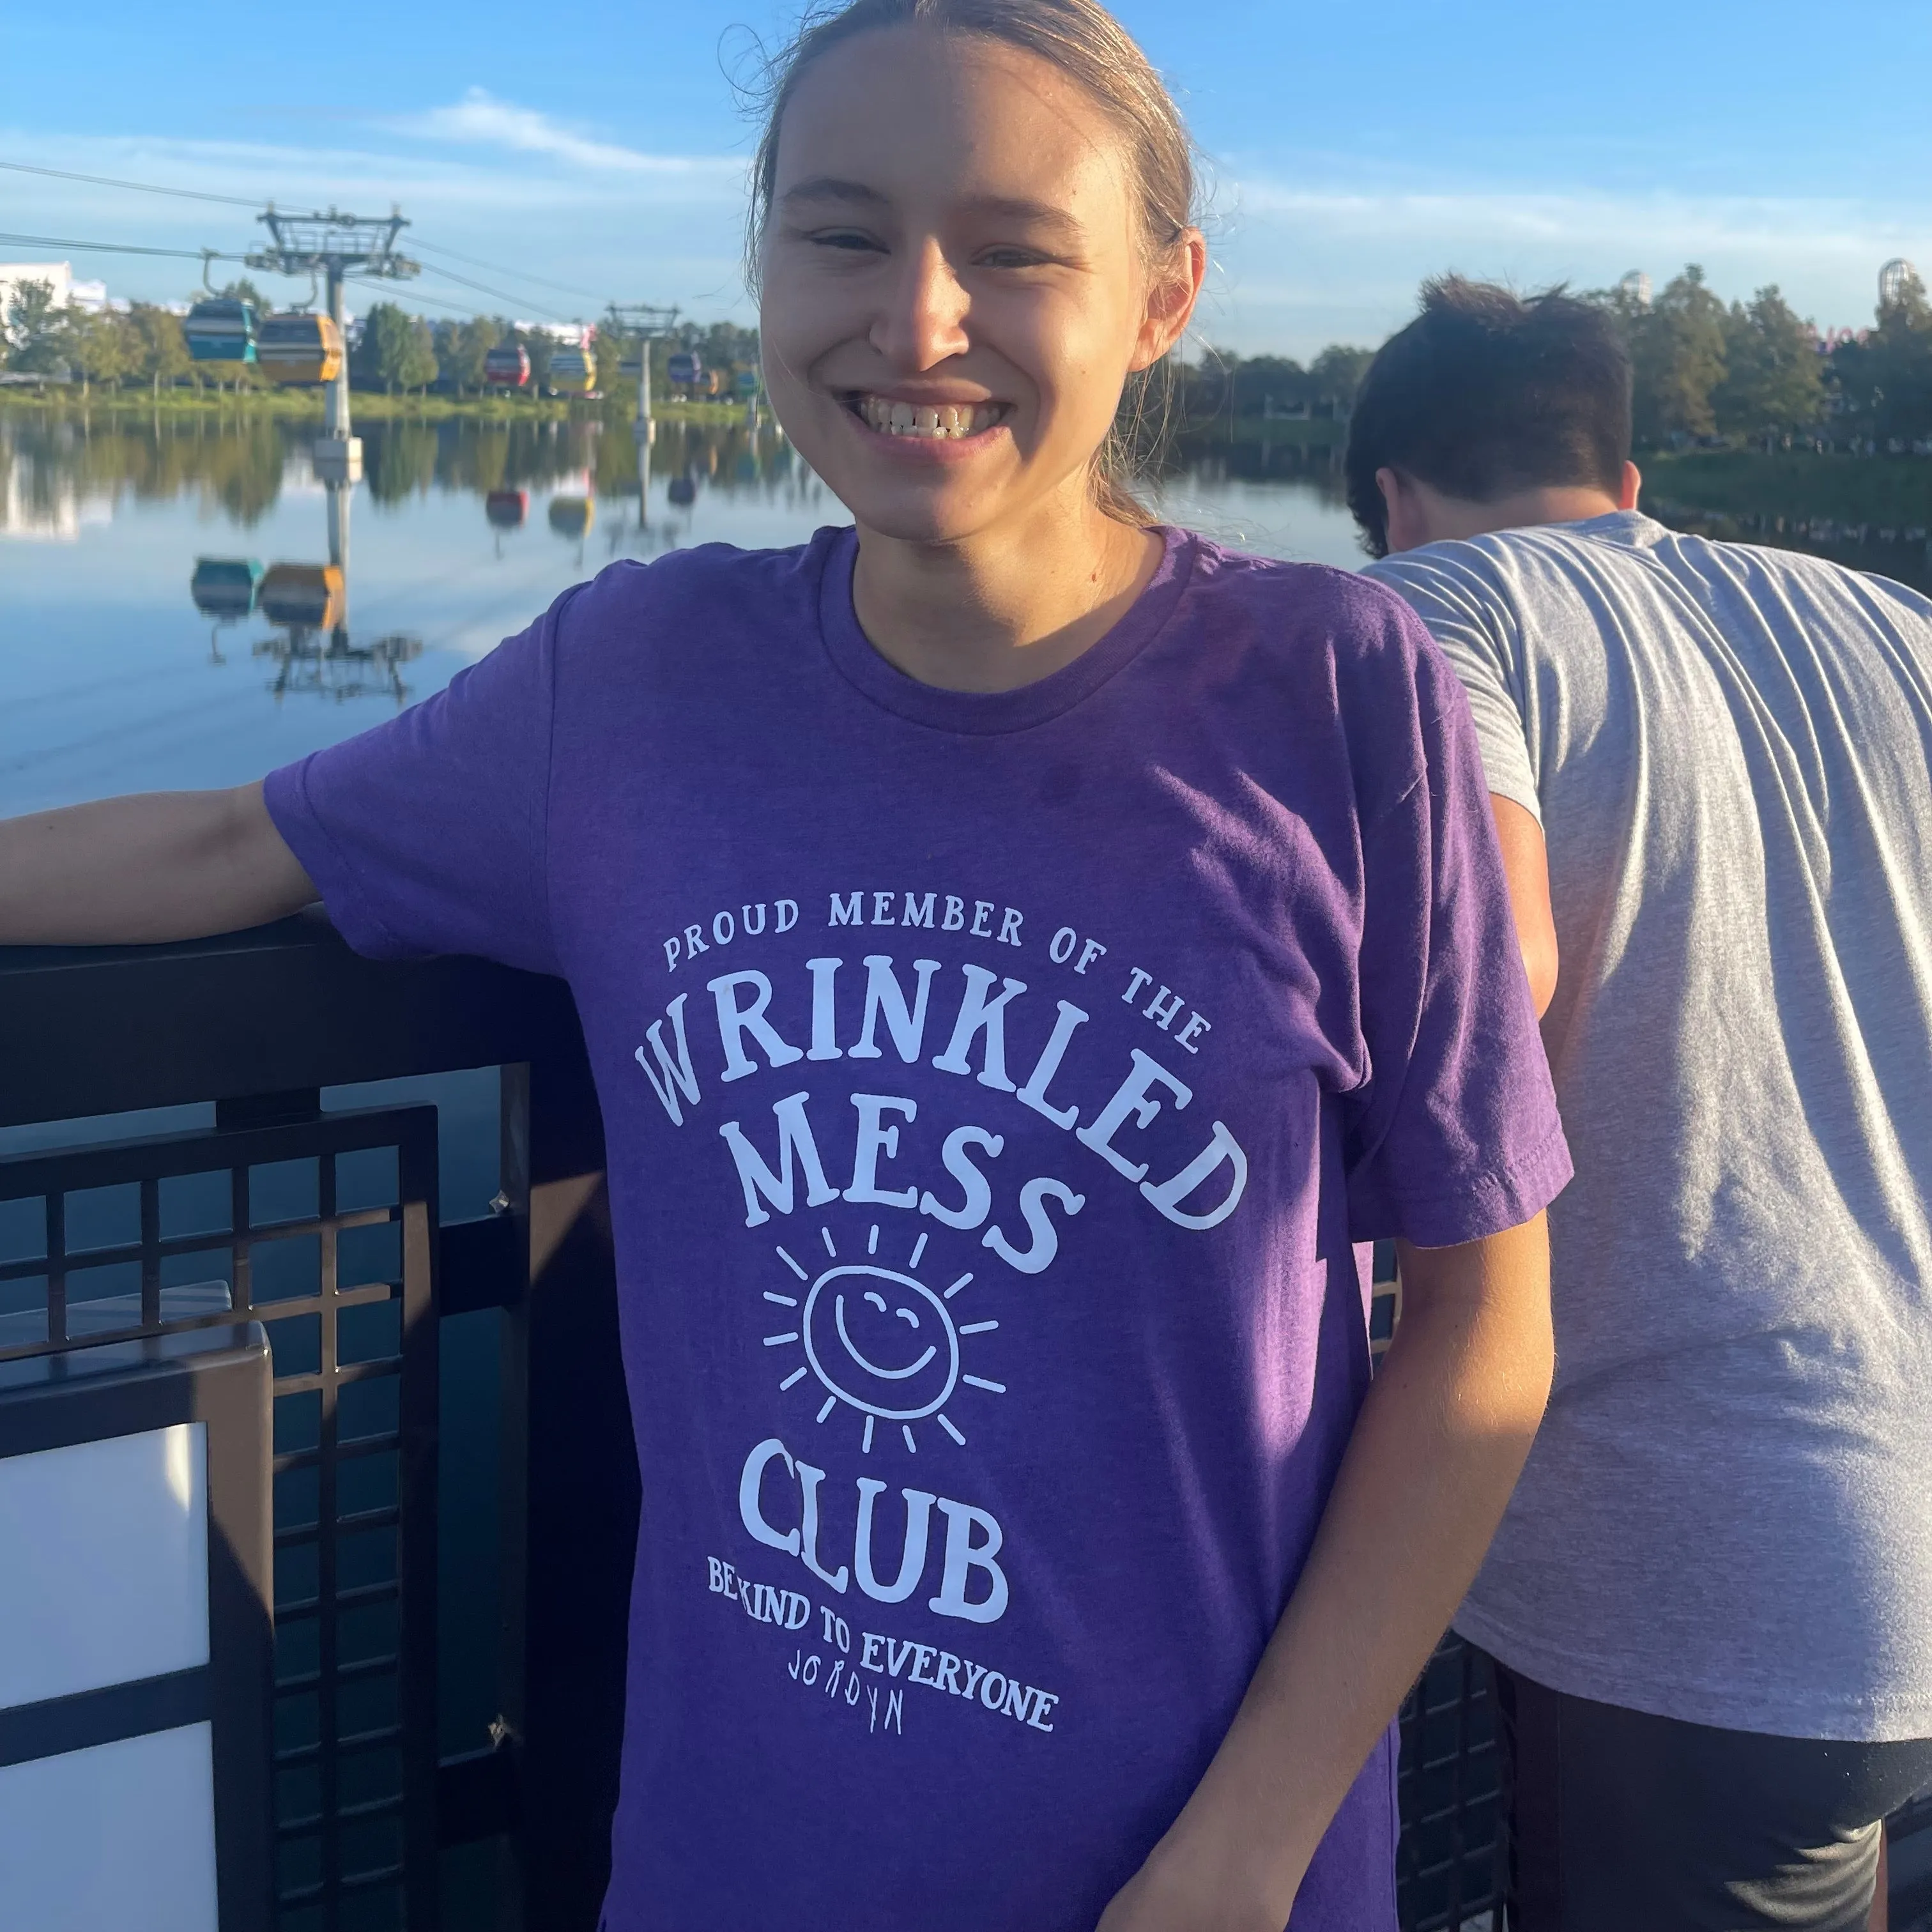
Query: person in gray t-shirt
1354 277 1932 1931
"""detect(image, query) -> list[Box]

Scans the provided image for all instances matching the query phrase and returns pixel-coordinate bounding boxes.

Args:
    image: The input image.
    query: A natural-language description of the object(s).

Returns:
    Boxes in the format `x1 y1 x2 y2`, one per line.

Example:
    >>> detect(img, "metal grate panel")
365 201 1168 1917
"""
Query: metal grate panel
1397 1634 1507 1932
0 1107 441 1932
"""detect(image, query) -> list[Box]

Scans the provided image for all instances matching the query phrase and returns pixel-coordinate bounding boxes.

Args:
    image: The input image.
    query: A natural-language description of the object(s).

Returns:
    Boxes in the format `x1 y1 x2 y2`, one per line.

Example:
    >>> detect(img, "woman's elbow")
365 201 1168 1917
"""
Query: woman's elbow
1522 934 1558 1019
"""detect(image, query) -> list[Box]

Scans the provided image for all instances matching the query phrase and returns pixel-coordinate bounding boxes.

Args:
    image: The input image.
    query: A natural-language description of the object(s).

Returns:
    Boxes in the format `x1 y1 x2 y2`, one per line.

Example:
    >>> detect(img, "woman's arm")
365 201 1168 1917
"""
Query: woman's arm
0 782 317 945
1098 1212 1553 1932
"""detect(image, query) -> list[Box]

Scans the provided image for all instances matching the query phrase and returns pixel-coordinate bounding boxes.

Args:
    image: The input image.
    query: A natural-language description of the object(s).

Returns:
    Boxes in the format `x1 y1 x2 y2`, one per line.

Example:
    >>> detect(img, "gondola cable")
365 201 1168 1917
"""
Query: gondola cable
0 158 263 208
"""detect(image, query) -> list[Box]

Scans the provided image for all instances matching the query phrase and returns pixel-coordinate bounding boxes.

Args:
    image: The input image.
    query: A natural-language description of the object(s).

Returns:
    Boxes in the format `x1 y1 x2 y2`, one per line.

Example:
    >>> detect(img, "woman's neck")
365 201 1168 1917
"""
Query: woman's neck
850 486 1164 694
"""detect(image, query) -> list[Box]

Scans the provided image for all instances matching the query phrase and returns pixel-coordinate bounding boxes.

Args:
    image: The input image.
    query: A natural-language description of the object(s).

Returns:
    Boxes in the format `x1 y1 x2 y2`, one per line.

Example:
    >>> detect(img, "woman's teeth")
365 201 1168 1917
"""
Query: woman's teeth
857 396 1002 438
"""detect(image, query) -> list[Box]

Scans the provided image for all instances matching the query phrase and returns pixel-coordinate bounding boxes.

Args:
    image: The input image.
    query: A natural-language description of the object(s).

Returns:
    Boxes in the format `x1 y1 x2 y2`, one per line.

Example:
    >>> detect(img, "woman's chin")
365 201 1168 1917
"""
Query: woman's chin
829 475 1013 548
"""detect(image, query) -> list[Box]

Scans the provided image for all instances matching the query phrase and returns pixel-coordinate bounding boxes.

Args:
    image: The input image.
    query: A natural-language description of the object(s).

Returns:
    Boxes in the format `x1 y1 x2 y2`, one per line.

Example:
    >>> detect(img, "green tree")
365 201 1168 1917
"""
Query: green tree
128 304 192 396
355 303 440 394
1713 286 1824 438
1627 265 1728 444
1230 355 1312 416
61 308 137 395
397 314 440 394
5 279 66 374
1308 344 1374 415
436 316 496 396
1835 268 1932 446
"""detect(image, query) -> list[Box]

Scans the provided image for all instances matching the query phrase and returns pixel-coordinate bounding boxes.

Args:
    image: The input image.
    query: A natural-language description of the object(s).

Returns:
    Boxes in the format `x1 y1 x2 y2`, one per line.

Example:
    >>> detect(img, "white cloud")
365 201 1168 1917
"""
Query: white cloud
1196 176 1932 356
387 89 744 181
1232 180 1926 259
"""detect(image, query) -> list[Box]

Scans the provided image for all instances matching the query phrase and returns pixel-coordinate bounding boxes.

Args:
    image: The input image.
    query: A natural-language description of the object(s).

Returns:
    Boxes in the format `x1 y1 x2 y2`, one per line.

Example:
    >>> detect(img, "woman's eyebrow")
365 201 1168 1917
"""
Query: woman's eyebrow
960 194 1084 239
779 176 891 211
778 178 1084 241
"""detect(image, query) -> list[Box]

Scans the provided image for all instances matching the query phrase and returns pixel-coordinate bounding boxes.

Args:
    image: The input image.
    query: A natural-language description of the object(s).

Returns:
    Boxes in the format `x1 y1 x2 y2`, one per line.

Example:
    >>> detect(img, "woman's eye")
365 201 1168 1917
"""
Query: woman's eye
811 229 884 254
977 246 1053 270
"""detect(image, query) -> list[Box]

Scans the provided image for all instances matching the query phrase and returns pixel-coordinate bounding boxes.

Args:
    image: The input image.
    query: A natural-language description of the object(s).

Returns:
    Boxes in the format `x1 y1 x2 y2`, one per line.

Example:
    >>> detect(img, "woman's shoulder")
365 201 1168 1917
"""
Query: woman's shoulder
1176 531 1441 675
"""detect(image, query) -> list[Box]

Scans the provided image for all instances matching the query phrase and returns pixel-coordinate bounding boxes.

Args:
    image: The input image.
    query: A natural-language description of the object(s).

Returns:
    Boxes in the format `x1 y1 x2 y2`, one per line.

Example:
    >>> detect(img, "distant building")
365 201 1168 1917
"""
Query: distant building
68 279 109 314
1617 269 1653 310
518 321 595 344
1880 258 1919 309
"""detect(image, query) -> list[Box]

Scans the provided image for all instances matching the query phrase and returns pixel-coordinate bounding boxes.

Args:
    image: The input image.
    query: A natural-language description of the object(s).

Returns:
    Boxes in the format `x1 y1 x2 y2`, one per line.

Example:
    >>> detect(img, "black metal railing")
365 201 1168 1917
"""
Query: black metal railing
0 1105 441 1926
2 914 630 1932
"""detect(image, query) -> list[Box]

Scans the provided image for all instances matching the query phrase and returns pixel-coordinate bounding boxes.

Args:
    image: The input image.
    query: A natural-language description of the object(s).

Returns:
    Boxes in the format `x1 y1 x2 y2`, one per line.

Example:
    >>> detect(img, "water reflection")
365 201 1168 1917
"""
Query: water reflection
0 411 825 546
0 411 857 814
185 436 425 705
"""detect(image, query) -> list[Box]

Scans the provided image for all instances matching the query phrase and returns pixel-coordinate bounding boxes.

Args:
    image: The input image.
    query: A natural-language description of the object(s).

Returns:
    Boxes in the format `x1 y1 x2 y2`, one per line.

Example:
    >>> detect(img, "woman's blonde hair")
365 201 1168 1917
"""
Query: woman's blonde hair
741 0 1197 523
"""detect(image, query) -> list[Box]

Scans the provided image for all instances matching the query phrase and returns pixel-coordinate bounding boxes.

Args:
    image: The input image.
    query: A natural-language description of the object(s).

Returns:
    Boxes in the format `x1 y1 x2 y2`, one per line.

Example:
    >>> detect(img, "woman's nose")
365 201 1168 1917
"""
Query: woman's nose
870 236 970 371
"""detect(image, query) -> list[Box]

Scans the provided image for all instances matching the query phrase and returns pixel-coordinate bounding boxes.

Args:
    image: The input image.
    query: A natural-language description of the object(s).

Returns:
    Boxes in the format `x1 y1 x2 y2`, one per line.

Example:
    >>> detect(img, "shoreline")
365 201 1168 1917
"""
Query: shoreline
0 388 756 425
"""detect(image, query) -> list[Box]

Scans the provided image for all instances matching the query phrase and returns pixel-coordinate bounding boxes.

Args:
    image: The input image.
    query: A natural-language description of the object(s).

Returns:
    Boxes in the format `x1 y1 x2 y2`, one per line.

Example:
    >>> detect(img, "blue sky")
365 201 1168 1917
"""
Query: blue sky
4 0 1930 356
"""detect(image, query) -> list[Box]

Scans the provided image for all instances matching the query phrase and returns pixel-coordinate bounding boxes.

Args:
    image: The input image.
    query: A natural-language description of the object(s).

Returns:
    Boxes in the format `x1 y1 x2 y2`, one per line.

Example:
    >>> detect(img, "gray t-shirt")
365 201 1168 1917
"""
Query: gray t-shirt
1368 511 1932 1741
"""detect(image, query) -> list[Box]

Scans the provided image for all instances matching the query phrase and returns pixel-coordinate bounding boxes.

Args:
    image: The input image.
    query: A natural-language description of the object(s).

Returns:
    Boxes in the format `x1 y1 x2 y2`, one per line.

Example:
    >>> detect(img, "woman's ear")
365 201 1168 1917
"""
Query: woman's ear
1130 229 1207 372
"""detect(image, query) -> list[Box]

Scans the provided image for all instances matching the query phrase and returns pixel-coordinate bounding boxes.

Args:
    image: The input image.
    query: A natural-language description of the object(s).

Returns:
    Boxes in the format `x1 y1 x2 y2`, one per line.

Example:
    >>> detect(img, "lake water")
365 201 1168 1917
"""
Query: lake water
1 411 1372 817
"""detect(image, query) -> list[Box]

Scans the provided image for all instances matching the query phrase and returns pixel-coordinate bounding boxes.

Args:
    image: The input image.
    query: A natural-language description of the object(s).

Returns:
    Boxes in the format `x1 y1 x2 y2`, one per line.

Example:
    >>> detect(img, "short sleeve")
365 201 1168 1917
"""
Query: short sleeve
262 587 572 977
1340 640 1570 1247
1365 553 1542 825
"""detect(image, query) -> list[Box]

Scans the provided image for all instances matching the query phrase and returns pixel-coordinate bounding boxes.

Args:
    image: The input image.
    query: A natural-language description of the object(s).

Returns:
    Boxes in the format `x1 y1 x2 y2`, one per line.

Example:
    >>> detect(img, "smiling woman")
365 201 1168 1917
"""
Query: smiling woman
0 4 1568 1931
746 0 1193 523
749 1 1204 694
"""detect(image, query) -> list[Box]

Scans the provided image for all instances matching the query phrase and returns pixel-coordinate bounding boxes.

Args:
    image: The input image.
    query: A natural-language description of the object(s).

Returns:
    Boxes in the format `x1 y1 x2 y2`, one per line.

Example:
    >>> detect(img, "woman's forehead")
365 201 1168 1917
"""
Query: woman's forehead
774 27 1131 224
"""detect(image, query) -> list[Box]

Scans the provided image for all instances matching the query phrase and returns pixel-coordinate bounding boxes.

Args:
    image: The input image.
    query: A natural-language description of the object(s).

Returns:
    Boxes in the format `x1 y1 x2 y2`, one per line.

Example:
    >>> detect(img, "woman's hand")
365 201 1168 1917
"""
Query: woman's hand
1095 1828 1298 1932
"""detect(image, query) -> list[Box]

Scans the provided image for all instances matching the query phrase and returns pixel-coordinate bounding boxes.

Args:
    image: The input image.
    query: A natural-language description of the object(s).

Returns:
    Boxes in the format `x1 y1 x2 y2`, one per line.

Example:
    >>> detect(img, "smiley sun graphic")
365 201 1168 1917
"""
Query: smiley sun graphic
761 1225 1004 1453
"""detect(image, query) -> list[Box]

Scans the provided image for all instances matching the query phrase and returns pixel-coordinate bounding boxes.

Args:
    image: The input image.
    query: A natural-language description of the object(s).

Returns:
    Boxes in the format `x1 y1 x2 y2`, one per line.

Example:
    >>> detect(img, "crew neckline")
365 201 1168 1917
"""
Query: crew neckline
815 523 1197 735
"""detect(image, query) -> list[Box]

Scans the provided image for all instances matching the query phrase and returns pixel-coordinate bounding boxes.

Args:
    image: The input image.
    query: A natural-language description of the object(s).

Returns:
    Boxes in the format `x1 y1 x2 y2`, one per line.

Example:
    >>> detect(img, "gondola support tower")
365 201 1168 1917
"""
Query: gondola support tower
610 303 682 444
249 206 420 487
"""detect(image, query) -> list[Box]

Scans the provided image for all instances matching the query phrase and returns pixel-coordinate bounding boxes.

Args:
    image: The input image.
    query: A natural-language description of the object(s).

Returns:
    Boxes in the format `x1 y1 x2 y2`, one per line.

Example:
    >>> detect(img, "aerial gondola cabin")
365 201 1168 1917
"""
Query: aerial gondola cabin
258 564 345 631
548 495 595 539
189 557 263 619
483 343 531 389
183 298 257 368
256 312 343 386
666 351 702 390
486 489 528 531
548 343 597 398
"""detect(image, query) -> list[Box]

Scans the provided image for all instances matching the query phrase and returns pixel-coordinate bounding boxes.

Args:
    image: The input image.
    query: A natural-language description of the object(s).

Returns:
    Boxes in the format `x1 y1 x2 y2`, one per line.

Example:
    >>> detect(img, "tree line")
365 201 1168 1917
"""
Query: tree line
1178 264 1932 452
8 263 1932 450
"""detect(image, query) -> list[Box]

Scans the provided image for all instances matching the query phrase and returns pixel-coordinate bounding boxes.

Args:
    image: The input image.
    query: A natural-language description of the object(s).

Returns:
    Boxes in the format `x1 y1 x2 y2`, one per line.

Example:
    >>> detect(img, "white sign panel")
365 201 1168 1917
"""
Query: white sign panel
0 1721 219 1932
0 1423 209 1708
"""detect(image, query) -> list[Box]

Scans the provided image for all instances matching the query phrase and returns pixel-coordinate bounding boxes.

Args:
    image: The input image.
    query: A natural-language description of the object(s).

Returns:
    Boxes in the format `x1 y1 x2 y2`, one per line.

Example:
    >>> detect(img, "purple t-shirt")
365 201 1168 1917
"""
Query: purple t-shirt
266 525 1568 1932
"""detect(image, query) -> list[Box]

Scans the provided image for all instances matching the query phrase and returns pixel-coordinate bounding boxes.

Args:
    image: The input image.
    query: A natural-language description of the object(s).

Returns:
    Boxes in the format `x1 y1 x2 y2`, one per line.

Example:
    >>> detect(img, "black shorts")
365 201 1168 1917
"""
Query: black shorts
1490 1658 1932 1931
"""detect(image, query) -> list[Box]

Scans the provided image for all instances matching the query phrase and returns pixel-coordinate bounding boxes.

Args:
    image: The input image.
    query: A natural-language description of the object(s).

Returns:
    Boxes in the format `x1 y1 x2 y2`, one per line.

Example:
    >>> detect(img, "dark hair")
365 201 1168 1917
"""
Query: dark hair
739 0 1197 523
1344 276 1632 557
